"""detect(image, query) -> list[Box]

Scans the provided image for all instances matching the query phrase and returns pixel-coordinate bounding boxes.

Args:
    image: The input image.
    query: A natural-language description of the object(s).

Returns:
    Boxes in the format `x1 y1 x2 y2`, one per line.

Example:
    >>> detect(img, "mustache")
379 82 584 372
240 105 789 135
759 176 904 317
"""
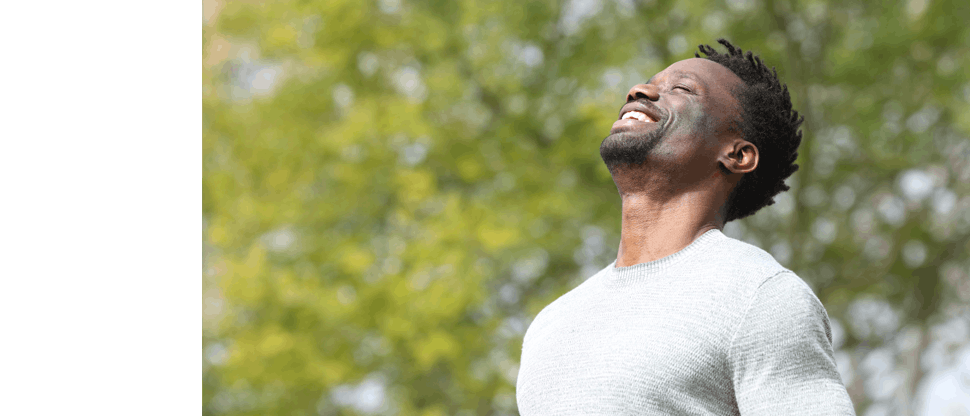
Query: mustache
626 99 668 123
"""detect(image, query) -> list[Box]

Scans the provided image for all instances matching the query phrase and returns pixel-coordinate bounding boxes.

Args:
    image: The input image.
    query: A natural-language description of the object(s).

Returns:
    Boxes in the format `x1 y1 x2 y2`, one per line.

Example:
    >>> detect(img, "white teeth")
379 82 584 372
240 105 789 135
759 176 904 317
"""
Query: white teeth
622 111 653 122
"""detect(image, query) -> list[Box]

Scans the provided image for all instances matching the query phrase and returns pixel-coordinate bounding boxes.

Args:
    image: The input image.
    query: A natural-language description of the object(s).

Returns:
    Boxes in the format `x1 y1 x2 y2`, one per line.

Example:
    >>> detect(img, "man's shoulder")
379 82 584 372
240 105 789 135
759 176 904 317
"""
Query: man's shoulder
536 265 609 314
522 265 611 344
703 232 792 286
707 235 826 324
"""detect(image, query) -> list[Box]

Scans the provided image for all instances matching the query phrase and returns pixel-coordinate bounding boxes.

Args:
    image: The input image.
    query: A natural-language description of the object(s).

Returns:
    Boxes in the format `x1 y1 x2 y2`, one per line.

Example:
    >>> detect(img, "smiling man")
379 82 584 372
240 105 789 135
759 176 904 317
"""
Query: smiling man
516 39 855 415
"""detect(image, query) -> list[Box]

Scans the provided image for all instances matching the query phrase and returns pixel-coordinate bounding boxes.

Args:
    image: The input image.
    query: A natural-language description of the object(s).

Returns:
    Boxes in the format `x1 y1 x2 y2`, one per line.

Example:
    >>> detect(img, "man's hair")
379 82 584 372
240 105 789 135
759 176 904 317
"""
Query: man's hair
696 38 804 223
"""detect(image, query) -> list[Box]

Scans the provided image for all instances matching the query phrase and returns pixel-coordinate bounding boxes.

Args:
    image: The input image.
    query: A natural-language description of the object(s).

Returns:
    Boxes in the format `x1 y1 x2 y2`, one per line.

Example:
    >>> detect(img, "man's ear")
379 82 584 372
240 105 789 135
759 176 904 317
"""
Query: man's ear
719 139 758 174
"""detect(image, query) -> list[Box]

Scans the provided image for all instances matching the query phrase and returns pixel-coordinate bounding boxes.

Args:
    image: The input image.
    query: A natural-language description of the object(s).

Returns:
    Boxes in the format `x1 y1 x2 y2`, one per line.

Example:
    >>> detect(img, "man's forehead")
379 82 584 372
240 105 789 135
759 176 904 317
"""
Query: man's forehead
648 58 743 87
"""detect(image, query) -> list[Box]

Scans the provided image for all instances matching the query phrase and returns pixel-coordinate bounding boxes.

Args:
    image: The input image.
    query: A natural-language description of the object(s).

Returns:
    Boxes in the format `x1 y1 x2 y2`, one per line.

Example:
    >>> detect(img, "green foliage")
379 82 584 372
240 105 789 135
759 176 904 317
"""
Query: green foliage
203 0 970 414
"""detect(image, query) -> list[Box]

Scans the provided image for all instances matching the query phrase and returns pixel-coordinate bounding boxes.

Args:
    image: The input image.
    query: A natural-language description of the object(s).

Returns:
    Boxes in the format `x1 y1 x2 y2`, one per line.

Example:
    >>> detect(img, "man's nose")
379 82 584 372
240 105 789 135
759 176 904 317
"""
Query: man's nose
626 84 659 102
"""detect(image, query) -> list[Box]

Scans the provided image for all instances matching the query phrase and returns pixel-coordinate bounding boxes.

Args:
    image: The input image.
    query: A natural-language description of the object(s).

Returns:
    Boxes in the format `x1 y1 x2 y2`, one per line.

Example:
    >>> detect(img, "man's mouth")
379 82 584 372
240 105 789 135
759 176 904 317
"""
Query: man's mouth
611 102 664 134
617 101 664 124
620 110 657 123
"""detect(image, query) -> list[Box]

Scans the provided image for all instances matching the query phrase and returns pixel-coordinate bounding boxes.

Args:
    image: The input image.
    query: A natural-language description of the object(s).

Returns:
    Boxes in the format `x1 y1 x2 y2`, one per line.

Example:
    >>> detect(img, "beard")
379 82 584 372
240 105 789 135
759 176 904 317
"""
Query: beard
599 125 666 173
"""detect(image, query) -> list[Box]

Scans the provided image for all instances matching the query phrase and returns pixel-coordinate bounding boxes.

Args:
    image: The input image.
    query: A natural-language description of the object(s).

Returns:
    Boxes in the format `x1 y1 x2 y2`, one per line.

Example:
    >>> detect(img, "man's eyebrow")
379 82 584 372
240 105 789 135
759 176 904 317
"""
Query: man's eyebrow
647 70 704 85
671 71 703 83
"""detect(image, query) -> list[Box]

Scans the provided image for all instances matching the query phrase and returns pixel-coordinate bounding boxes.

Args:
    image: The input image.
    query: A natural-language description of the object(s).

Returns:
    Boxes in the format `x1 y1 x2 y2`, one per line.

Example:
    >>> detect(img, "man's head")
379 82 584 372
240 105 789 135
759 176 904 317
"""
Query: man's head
599 38 803 223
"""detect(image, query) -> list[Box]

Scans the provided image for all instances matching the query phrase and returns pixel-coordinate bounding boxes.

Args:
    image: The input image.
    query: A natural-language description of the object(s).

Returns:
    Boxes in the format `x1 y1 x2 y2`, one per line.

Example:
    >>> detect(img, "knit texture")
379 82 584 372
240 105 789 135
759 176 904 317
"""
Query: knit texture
516 229 855 415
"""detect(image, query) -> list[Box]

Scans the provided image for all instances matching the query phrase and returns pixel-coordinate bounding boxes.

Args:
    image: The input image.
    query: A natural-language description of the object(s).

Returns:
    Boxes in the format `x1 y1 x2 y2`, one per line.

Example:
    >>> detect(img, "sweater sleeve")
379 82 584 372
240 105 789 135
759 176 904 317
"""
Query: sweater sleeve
730 271 856 415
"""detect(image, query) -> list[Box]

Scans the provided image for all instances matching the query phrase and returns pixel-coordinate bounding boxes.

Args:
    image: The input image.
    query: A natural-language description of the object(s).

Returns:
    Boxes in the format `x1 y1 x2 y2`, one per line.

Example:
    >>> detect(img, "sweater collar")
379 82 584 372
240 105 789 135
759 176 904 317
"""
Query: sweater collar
604 228 725 286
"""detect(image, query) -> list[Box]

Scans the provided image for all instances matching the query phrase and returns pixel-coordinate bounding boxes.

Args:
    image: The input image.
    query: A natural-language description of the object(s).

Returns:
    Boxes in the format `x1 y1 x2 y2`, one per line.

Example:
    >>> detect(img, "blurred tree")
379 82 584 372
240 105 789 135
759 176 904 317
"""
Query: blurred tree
203 0 970 414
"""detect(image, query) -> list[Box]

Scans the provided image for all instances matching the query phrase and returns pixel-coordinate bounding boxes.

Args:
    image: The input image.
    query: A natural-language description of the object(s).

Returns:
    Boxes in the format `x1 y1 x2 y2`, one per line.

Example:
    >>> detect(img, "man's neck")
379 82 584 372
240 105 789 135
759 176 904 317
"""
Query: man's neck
615 191 725 268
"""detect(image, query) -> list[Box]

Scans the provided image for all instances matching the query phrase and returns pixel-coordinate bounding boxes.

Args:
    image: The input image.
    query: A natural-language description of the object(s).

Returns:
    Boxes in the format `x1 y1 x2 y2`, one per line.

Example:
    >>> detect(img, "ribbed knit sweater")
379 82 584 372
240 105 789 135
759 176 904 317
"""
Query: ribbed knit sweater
516 229 855 415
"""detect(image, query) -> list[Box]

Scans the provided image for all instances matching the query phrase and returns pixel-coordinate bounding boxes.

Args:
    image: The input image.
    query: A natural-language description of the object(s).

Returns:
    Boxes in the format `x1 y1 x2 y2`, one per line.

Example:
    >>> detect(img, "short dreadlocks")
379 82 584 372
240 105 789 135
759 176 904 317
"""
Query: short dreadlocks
696 38 804 223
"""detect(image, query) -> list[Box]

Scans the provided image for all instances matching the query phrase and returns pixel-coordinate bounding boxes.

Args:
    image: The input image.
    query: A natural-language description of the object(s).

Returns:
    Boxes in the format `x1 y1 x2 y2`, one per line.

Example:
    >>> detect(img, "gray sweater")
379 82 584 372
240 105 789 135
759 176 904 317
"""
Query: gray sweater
516 229 855 415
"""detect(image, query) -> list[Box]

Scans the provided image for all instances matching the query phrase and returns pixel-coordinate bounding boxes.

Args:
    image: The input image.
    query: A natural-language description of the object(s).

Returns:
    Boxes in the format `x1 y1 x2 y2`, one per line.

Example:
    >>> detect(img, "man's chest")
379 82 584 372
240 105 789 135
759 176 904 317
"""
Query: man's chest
516 298 737 415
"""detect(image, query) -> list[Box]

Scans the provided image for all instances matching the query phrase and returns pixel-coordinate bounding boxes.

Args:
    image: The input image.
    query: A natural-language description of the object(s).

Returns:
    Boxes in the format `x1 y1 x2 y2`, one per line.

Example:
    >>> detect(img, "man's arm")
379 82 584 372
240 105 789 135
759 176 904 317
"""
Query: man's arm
730 271 856 415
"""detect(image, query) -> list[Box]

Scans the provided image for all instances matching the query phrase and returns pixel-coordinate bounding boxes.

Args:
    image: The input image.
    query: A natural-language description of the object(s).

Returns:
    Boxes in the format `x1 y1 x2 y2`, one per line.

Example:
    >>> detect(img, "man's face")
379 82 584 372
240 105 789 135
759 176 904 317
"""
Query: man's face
599 58 745 183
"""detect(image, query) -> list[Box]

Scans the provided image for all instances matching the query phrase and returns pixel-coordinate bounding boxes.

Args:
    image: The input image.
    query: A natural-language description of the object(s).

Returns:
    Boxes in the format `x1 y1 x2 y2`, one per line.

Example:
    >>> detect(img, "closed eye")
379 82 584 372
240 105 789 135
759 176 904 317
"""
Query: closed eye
673 85 692 93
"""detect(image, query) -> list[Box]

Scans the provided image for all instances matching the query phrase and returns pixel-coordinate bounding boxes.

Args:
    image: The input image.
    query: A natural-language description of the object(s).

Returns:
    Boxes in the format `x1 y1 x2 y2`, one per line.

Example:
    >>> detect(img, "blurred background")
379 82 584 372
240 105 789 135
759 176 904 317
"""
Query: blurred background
202 0 970 414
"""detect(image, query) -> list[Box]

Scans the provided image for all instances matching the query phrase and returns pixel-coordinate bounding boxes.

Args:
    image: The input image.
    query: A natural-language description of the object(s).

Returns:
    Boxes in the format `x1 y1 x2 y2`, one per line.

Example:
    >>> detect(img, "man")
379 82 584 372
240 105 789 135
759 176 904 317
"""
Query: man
515 39 855 415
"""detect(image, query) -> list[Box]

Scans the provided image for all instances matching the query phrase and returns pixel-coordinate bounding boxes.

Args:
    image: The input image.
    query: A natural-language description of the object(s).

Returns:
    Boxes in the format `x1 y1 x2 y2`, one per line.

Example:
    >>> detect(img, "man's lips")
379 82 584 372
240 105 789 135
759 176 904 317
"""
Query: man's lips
611 101 665 134
618 101 663 123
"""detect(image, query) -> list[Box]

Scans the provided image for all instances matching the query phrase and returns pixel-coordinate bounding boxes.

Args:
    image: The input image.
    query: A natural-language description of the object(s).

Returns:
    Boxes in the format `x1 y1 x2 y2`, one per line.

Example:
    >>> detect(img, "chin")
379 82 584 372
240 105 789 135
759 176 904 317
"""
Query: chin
601 131 646 151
